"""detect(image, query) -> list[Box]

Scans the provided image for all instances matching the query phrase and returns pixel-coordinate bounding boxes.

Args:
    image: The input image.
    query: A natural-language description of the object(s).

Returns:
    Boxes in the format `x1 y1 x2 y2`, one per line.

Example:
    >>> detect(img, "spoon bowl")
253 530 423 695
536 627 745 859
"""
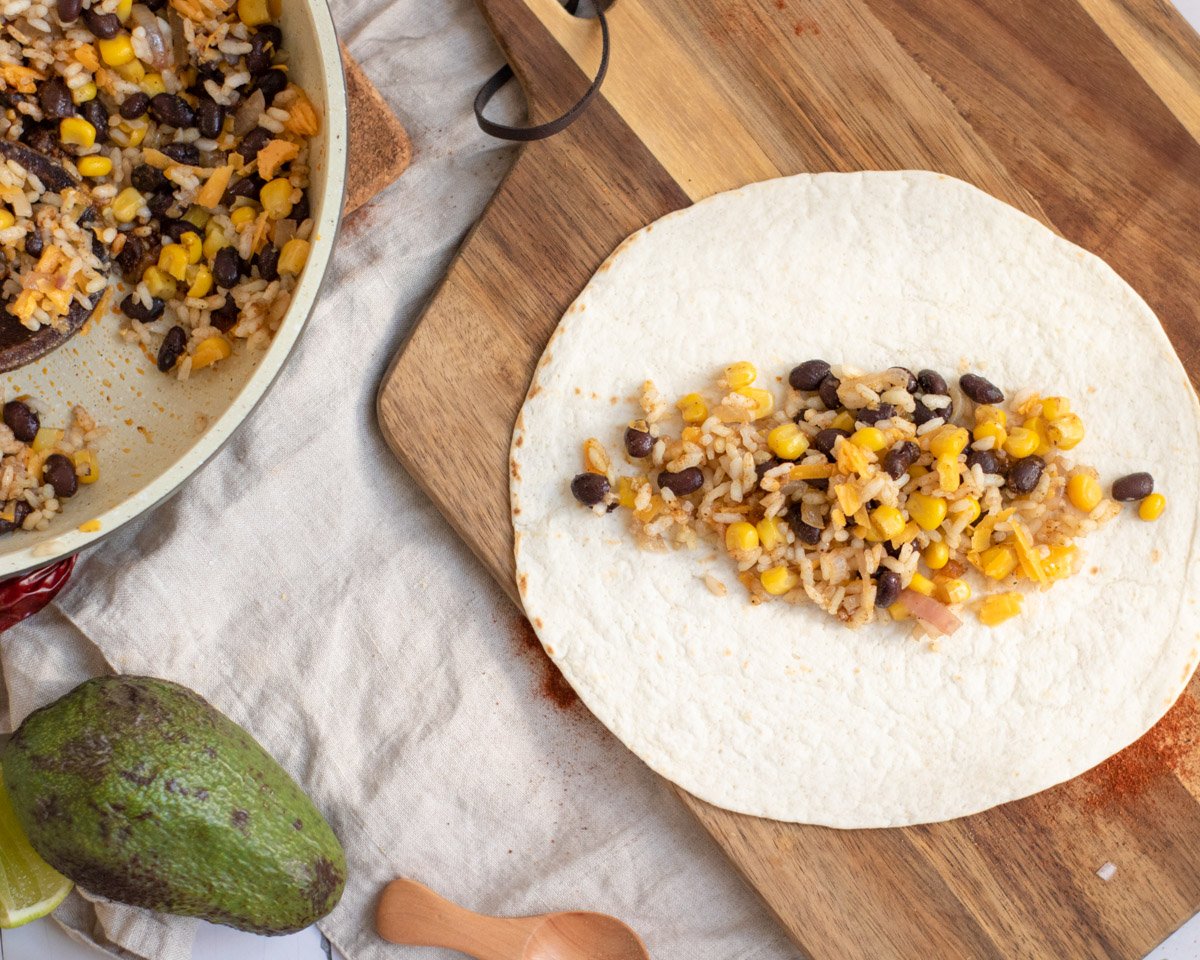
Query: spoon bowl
524 910 647 960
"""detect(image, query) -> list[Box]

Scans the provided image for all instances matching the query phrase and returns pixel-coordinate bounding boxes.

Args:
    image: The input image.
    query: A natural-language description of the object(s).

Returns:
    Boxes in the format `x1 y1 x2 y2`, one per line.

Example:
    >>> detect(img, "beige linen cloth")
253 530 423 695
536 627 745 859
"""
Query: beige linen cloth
0 2 797 958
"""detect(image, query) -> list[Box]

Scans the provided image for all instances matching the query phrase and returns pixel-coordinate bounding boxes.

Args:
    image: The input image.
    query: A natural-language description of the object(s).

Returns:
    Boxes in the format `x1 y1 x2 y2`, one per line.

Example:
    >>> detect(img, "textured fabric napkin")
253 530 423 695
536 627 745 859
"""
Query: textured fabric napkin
0 2 797 958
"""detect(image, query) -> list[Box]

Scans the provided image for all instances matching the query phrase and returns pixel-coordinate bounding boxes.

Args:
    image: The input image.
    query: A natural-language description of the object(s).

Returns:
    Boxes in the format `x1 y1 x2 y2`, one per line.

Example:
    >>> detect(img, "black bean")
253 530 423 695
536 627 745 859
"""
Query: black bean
131 162 170 194
256 242 279 282
624 426 653 458
1007 456 1044 495
156 325 187 373
0 501 30 535
161 141 200 166
23 125 61 158
149 93 195 128
786 503 822 545
889 367 918 393
212 246 240 289
917 369 947 395
814 427 849 456
959 373 1004 405
119 91 150 120
42 453 77 498
3 400 38 443
818 374 841 410
238 126 271 158
657 467 704 496
246 31 276 75
56 0 82 22
210 298 238 331
1111 472 1154 502
913 399 952 426
571 473 609 506
788 359 830 392
874 570 902 608
83 7 120 37
254 67 287 104
115 234 143 278
291 191 310 224
257 24 282 49
196 98 224 139
120 293 164 322
38 78 75 119
79 99 108 142
965 448 1001 475
149 192 177 218
882 441 919 480
227 174 263 200
855 403 895 426
162 219 198 243
24 229 43 258
755 457 783 479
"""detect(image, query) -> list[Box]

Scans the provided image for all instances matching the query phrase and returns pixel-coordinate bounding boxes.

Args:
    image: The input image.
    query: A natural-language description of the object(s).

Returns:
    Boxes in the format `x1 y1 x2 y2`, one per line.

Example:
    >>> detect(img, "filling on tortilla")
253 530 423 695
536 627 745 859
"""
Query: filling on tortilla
569 361 1164 638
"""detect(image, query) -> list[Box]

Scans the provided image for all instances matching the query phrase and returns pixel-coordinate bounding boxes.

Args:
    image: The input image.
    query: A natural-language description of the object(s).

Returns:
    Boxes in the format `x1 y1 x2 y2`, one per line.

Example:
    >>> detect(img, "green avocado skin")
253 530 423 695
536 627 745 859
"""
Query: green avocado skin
0 676 346 935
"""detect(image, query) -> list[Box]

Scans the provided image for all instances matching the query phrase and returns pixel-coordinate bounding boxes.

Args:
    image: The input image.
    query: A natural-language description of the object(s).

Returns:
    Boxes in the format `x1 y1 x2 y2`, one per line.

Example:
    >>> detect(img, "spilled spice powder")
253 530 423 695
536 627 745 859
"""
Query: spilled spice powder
508 612 579 711
1078 692 1198 808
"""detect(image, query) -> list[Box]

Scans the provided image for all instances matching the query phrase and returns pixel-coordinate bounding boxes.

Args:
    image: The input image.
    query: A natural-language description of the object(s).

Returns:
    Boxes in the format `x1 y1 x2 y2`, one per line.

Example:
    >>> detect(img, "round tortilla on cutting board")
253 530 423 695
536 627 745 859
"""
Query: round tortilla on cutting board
510 170 1200 827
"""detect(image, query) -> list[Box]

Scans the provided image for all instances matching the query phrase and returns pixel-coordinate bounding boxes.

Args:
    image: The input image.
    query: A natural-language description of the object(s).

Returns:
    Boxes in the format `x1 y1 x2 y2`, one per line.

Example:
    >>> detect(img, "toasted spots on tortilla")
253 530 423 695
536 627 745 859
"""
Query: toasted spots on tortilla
533 617 543 629
515 434 524 447
518 573 528 597
1151 549 1162 562
510 458 520 481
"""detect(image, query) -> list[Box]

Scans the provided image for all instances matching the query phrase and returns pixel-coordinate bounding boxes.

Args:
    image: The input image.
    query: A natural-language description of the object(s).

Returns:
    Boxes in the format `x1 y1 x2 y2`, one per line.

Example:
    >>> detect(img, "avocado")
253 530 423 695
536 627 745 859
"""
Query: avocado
1 676 346 935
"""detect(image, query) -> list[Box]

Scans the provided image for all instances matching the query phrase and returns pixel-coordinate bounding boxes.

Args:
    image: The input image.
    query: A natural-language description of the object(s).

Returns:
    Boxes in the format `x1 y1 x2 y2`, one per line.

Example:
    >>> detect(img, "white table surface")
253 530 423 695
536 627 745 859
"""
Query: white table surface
8 1 1200 958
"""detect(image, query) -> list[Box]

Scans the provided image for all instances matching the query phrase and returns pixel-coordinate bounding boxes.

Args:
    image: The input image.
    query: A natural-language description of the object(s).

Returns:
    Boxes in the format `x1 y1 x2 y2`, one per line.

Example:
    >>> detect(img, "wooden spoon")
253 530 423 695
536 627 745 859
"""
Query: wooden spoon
376 879 649 960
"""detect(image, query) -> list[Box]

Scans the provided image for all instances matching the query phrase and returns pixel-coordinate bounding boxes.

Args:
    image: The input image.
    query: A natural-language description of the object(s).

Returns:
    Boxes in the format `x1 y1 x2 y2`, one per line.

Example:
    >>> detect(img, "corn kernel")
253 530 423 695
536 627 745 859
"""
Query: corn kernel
0 209 13 231
1023 416 1053 456
30 427 62 453
186 264 213 298
724 361 756 389
829 411 854 432
238 0 271 25
936 578 971 605
929 426 969 458
115 0 132 19
906 463 928 480
756 517 785 551
616 476 637 509
229 205 257 228
158 243 189 281
677 393 708 424
1041 545 1078 580
908 492 948 531
1040 396 1070 420
110 186 144 223
77 154 113 178
908 572 935 597
951 497 981 525
112 58 145 82
179 230 203 264
869 504 905 540
142 265 177 300
888 601 910 621
974 405 1007 428
60 116 96 148
259 178 294 220
979 592 1023 626
203 225 228 260
70 81 97 105
935 454 960 493
1046 412 1084 450
923 541 950 570
97 34 136 66
725 521 760 553
972 419 1007 448
141 73 167 96
121 117 148 147
1139 492 1166 521
191 335 231 370
851 426 886 452
767 422 809 461
71 449 99 484
1067 472 1101 513
760 565 798 596
979 544 1018 580
736 387 774 419
1003 427 1038 458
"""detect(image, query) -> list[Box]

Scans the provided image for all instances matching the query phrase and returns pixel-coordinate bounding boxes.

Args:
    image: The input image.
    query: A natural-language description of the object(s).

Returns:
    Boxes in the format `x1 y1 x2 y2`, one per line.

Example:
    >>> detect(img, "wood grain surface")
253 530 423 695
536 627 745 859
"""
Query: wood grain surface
376 1 1200 956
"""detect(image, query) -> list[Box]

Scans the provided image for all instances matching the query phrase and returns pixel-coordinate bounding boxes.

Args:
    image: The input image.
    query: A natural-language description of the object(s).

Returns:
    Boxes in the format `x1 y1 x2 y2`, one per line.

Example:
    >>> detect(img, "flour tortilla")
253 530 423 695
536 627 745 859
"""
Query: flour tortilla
510 171 1200 827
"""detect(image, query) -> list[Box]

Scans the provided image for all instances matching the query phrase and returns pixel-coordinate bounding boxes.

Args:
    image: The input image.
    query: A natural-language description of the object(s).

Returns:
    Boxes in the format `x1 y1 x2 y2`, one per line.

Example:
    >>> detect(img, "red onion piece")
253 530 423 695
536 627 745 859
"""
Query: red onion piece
898 588 962 637
233 89 265 137
132 6 172 71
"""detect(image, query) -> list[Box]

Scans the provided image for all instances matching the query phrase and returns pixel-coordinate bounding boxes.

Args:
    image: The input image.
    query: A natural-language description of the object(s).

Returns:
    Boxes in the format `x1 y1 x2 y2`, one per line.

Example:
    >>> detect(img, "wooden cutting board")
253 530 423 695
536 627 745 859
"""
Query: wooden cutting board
376 1 1200 956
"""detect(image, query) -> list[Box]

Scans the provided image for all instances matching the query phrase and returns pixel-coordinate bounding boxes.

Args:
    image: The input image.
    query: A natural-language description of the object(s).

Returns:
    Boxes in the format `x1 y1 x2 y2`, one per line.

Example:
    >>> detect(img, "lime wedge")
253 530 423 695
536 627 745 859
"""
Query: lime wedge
0 775 72 927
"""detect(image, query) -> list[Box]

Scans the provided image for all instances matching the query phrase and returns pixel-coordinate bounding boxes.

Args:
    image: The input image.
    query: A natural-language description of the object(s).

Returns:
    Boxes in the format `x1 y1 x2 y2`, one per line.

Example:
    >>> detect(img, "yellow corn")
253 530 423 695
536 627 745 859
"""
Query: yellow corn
736 387 774 419
952 497 981 526
1010 520 1048 586
936 454 960 493
677 393 708 424
142 265 177 300
936 578 971 605
1040 396 1070 421
760 565 798 596
870 504 905 540
756 517 785 551
908 572 935 597
115 0 132 19
97 35 136 66
973 418 1007 448
141 73 167 96
120 117 148 147
259 178 294 220
191 335 231 370
830 411 855 432
1002 427 1037 458
230 205 257 228
1046 412 1084 450
0 209 14 231
183 206 210 229
850 426 886 452
110 186 144 223
279 237 310 276
908 492 948 531
724 361 756 389
1067 472 1101 513
974 405 1007 428
1139 493 1166 521
158 243 189 281
929 426 969 458
978 544 1018 580
71 449 99 485
1041 544 1078 580
60 116 96 148
77 154 113 178
112 57 145 82
888 601 910 621
237 0 271 25
616 477 637 509
31 428 62 453
725 521 759 553
923 541 950 571
203 225 228 260
979 592 1024 626
1023 415 1053 456
179 230 203 264
70 81 97 105
186 264 213 298
906 463 928 480
767 422 808 461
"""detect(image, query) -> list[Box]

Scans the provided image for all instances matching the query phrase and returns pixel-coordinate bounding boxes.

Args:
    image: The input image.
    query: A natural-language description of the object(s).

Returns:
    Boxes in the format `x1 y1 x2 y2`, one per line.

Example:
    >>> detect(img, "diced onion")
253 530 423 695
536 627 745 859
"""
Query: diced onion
899 588 962 636
233 89 265 137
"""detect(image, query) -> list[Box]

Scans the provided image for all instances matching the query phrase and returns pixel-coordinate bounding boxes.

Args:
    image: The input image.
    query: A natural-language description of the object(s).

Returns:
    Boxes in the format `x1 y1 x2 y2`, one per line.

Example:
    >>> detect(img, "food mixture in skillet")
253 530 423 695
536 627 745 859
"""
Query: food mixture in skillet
570 362 1165 637
0 0 320 531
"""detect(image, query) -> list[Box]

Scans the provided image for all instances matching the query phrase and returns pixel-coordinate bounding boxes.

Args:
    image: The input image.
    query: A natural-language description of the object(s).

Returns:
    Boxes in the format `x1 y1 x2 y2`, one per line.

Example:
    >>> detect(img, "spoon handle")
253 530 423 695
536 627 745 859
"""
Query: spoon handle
376 879 535 960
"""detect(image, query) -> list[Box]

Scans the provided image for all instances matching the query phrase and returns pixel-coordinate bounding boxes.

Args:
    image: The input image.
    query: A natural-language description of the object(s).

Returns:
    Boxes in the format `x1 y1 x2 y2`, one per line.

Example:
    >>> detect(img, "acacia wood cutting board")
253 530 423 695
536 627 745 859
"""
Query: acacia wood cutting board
376 1 1200 956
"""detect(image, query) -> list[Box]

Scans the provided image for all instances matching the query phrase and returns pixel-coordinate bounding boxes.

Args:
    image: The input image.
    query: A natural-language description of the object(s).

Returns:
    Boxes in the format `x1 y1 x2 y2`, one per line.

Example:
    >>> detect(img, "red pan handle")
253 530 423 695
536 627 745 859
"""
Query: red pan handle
0 555 75 633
